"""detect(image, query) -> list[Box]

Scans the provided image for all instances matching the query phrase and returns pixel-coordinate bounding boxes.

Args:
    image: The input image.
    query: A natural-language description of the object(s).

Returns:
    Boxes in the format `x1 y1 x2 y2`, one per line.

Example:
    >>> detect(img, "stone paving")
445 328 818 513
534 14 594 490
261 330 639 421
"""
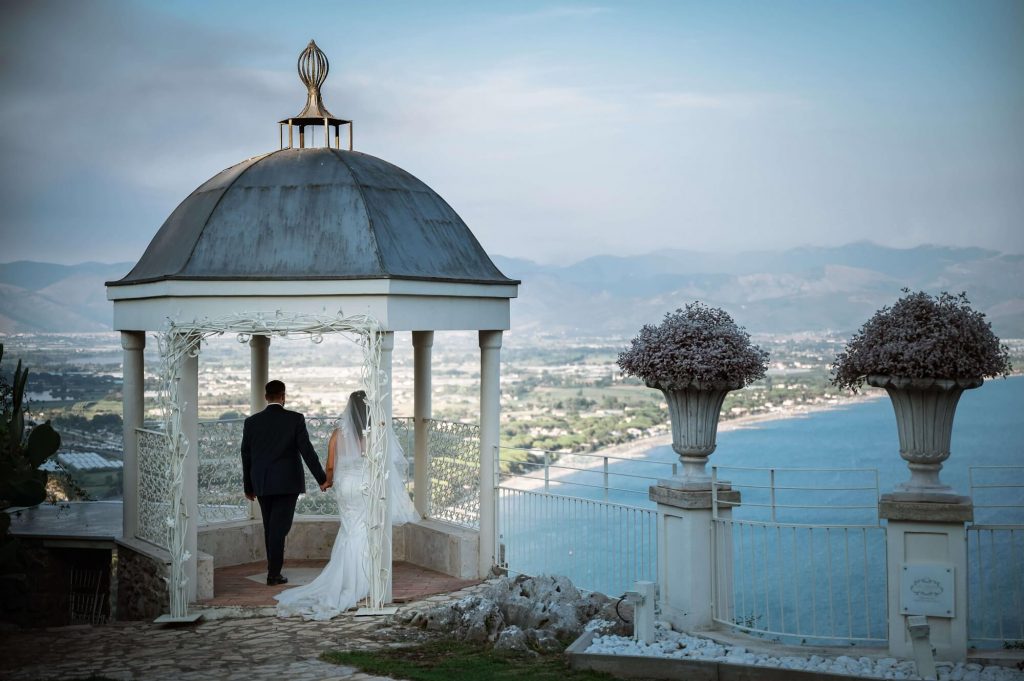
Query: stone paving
1 585 487 681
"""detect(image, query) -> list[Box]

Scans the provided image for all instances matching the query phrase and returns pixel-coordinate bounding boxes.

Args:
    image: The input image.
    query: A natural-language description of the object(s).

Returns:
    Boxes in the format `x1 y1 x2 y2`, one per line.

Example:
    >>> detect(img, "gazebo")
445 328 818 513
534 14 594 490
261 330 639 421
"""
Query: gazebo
105 41 518 618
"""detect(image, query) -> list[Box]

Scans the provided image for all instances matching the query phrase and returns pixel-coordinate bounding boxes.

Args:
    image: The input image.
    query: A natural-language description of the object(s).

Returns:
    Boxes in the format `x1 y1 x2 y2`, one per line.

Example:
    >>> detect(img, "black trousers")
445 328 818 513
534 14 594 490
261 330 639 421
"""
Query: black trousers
257 493 298 578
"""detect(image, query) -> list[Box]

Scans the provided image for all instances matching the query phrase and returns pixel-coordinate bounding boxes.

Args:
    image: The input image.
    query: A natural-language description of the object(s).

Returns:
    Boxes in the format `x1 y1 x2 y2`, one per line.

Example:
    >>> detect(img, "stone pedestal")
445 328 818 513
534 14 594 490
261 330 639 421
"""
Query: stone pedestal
879 496 972 662
650 484 740 631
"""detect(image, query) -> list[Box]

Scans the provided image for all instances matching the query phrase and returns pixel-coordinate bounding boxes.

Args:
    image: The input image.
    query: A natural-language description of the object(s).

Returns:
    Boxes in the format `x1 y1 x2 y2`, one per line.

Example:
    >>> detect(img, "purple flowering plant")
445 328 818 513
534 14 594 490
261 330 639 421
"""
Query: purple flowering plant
831 290 1012 392
618 302 770 390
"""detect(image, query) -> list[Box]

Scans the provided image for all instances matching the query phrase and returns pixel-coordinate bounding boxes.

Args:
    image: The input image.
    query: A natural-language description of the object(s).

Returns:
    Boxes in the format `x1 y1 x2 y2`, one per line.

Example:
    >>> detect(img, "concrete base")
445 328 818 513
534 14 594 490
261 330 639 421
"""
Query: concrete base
397 519 479 580
879 499 972 662
656 477 713 492
567 630 869 681
196 517 478 581
878 496 973 522
650 484 740 632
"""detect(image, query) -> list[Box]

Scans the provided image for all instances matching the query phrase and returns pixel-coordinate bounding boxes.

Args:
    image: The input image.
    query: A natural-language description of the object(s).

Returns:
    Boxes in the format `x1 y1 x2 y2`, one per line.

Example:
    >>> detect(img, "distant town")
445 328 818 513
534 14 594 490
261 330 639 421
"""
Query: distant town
3 330 1022 500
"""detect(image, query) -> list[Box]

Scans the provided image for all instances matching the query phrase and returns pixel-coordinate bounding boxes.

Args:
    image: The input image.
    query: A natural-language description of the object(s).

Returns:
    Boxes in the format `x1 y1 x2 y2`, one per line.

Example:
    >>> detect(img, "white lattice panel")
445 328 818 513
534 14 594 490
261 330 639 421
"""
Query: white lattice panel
426 419 481 529
197 419 249 524
136 428 172 548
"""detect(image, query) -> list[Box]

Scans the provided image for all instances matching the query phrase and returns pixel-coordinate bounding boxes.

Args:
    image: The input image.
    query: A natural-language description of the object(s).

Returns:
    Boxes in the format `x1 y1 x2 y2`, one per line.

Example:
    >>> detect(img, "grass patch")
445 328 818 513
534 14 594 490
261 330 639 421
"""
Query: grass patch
321 639 616 681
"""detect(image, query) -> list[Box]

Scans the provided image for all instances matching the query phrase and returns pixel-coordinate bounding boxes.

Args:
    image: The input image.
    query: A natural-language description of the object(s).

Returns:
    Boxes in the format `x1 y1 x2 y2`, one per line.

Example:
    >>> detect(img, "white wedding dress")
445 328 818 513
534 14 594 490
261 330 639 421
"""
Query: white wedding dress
275 398 418 620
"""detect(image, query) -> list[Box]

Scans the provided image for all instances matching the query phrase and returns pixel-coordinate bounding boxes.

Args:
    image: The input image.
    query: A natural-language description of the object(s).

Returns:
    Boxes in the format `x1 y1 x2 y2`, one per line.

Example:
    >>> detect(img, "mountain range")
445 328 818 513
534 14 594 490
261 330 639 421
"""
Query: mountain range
1 243 1022 336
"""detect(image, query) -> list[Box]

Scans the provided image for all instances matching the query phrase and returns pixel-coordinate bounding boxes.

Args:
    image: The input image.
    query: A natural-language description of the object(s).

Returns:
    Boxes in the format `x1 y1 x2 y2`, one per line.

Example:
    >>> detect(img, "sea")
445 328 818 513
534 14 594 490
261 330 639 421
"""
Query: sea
499 375 1024 644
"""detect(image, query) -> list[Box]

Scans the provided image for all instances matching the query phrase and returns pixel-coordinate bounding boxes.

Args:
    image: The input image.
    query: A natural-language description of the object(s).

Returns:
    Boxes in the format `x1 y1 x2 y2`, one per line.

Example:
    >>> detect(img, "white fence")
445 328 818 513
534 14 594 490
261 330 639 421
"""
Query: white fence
136 417 477 532
498 486 656 597
967 465 1024 645
711 466 888 645
497 446 667 596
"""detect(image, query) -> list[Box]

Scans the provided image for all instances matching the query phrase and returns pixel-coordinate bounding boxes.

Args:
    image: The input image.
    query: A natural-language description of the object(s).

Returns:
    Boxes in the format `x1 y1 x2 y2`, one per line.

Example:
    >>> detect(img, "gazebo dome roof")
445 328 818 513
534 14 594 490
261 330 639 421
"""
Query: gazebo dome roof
110 147 515 287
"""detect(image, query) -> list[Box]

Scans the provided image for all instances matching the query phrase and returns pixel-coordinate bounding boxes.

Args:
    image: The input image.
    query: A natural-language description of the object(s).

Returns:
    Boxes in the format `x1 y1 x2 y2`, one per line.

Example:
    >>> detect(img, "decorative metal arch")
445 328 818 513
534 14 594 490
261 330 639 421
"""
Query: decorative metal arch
152 310 391 618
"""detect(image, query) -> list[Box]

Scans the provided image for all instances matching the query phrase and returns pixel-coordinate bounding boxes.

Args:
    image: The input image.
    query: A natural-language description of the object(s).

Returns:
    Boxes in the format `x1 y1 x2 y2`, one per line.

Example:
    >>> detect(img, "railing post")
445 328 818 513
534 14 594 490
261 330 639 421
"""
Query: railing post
770 468 777 524
603 457 609 502
543 451 550 494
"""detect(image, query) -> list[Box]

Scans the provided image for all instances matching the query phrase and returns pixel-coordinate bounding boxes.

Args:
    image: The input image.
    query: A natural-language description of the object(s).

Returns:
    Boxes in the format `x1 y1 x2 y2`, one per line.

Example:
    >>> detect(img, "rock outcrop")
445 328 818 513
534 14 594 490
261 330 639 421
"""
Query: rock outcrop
401 574 631 653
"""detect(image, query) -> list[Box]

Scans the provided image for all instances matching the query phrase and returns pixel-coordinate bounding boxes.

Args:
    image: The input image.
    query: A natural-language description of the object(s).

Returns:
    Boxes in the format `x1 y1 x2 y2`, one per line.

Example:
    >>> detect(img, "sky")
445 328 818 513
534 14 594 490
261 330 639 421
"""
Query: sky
0 0 1021 266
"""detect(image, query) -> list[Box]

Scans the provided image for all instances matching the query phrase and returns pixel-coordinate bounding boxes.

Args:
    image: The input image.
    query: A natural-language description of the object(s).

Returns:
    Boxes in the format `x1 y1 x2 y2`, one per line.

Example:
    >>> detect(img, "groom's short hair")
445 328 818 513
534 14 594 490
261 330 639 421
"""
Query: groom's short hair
265 380 286 400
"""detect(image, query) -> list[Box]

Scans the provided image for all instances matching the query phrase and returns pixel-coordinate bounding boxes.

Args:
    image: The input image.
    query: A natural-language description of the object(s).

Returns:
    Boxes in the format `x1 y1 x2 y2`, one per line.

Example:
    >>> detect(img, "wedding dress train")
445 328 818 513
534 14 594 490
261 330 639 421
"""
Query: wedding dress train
275 397 418 620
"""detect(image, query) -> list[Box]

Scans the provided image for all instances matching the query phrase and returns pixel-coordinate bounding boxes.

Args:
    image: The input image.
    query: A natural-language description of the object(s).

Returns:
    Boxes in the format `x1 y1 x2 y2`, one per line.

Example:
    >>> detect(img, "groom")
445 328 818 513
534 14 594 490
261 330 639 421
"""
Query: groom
241 380 329 585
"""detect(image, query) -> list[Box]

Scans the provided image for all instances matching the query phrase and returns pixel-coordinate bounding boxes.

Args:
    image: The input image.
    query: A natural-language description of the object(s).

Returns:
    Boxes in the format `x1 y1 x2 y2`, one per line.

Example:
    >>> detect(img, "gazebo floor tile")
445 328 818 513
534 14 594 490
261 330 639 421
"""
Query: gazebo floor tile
199 559 480 607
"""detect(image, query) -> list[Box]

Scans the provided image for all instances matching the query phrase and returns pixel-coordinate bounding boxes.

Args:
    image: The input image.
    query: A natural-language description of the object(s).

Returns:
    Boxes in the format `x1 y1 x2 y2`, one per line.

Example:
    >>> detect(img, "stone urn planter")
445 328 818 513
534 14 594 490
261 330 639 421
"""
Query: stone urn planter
619 303 769 492
867 374 982 500
657 380 743 488
833 292 1011 502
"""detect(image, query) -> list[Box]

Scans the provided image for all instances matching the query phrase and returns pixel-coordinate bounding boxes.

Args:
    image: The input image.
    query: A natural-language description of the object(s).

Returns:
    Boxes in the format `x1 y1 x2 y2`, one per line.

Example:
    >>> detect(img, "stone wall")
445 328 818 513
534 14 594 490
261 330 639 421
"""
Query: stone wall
0 540 113 627
115 539 169 621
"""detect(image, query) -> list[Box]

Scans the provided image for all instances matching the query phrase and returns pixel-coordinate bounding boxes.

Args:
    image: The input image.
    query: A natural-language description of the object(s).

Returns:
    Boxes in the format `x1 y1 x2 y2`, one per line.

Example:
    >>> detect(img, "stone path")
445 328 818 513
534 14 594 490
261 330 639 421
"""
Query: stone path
1 586 486 681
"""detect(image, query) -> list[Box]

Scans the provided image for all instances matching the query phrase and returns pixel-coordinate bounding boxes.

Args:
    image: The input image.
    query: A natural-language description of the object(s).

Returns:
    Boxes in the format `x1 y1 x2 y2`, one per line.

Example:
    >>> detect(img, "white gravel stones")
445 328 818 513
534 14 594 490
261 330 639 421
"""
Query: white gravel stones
585 623 1024 681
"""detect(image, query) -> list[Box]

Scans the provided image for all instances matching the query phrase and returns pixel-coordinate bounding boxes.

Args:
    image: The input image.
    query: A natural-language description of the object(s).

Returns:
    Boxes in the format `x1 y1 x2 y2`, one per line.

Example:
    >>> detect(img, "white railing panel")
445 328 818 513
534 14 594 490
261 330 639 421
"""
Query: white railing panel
711 466 887 645
136 427 172 548
499 486 656 597
498 446 676 505
191 416 466 524
967 466 1024 645
424 419 481 529
196 418 249 524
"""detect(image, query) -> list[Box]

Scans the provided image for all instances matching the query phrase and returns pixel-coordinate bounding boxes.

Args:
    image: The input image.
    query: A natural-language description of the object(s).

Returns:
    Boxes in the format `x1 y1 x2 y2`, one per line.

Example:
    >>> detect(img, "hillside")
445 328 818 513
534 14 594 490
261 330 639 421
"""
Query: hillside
0 262 131 332
1 244 1021 336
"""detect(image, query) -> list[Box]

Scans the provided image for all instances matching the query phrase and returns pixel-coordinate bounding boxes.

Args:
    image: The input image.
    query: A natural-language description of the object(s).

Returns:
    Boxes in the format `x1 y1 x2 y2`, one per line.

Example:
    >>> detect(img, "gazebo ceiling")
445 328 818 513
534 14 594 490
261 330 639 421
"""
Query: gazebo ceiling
109 147 516 287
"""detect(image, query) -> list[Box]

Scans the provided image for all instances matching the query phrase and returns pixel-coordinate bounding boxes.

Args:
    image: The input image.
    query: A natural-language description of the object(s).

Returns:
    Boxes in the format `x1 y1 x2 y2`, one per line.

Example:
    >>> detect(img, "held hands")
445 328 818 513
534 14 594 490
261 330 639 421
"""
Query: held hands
245 493 255 501
320 480 332 492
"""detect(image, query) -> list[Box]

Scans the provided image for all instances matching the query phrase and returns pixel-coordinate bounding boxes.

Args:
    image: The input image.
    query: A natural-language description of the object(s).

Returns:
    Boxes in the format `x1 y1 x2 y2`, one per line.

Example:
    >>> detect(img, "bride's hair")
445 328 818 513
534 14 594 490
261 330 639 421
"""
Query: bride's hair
349 390 368 434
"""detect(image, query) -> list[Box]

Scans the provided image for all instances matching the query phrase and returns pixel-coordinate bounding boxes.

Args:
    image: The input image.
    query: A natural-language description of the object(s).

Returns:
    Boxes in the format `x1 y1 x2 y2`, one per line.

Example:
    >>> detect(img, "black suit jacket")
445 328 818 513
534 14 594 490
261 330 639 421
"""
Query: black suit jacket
240 404 327 497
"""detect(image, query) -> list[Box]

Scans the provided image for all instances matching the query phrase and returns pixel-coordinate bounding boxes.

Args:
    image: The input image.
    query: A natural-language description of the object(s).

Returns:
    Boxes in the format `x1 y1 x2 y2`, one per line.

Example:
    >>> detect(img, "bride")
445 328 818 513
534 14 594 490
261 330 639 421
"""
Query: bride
275 390 419 620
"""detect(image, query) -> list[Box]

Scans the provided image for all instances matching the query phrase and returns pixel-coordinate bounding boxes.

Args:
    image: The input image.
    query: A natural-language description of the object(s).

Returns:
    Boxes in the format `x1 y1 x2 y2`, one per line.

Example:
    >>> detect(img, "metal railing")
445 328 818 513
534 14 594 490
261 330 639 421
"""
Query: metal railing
419 419 481 529
196 418 251 523
967 465 1024 645
498 445 676 504
711 466 887 645
498 486 656 597
140 416 477 527
136 427 171 548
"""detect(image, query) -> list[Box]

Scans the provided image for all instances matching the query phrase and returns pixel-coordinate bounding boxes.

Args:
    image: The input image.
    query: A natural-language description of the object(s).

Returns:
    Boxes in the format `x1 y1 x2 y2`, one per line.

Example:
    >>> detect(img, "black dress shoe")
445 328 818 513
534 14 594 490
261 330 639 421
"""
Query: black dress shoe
267 575 288 586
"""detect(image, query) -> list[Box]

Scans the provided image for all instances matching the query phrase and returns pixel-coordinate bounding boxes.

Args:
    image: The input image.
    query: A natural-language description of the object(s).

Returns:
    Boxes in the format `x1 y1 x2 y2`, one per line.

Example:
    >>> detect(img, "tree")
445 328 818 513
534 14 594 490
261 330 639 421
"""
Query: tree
1 344 62 577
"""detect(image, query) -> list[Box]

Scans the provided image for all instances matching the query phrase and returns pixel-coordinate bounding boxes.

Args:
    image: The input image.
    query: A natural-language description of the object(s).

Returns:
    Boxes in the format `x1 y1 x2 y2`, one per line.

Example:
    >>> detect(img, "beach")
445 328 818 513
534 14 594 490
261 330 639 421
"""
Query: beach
500 391 886 494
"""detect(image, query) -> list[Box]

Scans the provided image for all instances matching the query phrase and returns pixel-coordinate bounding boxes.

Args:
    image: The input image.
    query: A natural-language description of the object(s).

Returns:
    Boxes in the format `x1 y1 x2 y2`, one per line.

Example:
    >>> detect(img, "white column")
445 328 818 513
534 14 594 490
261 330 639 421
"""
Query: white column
380 331 395 602
478 330 502 578
248 335 270 522
879 498 972 662
120 331 145 540
249 335 270 413
180 338 200 602
412 331 433 518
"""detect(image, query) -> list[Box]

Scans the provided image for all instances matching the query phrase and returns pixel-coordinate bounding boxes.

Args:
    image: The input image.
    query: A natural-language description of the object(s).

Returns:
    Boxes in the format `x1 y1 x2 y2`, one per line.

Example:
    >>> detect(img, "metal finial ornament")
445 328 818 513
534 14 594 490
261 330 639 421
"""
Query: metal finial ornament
294 40 334 120
279 40 353 150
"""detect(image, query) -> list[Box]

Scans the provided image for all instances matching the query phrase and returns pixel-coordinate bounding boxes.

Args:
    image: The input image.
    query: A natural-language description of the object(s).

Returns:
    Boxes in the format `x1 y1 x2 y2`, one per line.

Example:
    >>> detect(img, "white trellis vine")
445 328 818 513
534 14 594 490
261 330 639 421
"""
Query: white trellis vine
151 310 391 619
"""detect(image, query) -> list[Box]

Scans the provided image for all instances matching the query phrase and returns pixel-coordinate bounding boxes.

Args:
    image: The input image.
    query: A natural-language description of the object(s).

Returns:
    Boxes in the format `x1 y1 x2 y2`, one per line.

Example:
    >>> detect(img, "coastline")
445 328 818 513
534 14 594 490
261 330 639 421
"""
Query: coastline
500 391 886 493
